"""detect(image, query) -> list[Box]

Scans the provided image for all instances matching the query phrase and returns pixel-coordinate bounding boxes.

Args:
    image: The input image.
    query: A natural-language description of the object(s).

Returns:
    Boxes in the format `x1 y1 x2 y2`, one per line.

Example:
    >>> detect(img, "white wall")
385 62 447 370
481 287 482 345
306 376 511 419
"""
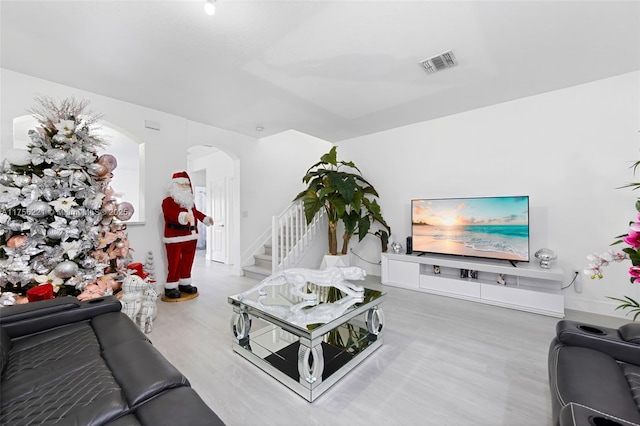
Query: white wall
339 71 640 319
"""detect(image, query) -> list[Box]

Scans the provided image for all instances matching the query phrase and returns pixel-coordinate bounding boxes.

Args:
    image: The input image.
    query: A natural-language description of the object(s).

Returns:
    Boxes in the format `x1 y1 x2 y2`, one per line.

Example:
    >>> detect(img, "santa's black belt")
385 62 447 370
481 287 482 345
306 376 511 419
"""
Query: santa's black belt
168 224 196 231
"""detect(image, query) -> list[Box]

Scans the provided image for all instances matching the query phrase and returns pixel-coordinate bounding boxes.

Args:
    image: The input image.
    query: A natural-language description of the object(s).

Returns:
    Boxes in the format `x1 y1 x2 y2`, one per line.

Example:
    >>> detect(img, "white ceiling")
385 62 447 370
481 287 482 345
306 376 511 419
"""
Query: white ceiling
1 0 639 142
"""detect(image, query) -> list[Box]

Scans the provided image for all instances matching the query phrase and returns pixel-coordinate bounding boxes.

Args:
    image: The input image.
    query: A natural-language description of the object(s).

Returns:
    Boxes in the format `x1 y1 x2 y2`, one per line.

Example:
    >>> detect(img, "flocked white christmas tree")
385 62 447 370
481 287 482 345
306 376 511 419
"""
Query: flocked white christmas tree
0 97 134 301
144 250 156 282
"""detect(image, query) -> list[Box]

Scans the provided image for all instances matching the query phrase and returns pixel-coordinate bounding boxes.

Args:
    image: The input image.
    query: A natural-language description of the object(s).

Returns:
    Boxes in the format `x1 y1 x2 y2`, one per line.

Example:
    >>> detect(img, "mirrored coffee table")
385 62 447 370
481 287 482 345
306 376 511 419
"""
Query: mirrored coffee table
228 284 386 402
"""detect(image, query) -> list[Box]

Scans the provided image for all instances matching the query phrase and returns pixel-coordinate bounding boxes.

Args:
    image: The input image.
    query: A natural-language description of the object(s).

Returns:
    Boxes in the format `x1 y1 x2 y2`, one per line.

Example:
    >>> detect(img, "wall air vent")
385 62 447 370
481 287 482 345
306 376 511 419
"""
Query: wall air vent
419 50 458 75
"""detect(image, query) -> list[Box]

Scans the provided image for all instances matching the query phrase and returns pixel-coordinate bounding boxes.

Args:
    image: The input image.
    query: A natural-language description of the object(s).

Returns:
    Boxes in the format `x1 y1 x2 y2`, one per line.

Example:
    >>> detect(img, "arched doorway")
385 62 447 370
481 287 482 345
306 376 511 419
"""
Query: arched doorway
187 145 236 266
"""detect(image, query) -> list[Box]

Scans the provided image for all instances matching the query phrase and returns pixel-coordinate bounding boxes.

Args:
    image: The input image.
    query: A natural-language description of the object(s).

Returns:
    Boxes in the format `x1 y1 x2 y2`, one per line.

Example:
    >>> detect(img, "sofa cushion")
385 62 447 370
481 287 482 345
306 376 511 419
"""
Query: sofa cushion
3 321 99 381
92 311 150 349
1 354 127 425
0 319 130 425
550 343 640 424
102 339 189 407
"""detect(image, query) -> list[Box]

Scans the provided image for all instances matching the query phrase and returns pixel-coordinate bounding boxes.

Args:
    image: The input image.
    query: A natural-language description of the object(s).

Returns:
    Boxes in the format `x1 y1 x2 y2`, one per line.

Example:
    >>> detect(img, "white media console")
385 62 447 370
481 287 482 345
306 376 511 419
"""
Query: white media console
381 252 564 317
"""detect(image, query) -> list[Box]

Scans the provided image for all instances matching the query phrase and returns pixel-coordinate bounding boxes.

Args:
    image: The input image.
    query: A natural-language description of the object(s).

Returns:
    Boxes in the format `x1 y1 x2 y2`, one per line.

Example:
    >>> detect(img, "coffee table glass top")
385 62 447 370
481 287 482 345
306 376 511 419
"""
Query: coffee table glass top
228 285 385 336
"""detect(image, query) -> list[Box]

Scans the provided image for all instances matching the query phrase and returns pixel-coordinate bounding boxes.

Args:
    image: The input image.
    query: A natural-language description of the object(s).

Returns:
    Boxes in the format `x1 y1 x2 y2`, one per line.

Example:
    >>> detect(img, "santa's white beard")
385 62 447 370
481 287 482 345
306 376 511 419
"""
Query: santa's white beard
169 183 194 209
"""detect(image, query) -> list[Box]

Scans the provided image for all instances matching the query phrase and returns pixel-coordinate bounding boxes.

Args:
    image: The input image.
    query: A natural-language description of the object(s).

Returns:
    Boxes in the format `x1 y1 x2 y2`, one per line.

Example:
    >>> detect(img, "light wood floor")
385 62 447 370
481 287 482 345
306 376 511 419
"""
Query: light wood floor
149 253 629 426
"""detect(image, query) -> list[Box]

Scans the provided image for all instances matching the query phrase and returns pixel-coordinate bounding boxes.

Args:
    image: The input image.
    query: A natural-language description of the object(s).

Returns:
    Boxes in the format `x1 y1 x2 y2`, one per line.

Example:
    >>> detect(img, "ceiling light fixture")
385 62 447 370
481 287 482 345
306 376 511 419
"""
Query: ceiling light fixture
204 0 216 16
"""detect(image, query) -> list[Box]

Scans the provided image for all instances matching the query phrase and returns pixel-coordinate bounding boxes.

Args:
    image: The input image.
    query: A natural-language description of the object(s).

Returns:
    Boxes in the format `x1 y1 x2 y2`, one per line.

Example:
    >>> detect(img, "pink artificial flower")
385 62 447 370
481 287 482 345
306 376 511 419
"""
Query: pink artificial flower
97 232 118 249
91 250 110 265
629 265 640 283
630 220 640 232
623 230 640 249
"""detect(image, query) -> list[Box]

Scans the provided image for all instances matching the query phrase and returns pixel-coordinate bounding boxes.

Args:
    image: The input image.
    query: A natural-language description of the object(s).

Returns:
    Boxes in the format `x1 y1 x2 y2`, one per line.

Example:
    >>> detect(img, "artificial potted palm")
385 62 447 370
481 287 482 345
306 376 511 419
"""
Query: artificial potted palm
293 147 391 261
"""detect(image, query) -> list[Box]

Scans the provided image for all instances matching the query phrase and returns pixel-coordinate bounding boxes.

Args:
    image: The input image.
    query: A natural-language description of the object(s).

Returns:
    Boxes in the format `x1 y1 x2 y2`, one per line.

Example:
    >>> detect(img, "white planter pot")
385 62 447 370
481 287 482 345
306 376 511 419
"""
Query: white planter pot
320 254 350 269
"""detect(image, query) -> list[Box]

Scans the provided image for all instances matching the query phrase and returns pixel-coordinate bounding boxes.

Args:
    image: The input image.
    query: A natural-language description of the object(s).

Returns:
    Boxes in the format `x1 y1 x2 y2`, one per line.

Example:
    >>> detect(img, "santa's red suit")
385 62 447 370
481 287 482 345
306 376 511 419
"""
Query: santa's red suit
162 171 213 299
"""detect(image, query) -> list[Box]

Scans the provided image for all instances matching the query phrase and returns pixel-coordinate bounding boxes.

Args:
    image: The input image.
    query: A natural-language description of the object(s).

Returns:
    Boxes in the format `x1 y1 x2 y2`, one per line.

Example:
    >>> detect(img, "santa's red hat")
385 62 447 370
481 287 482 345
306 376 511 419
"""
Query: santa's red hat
172 171 191 187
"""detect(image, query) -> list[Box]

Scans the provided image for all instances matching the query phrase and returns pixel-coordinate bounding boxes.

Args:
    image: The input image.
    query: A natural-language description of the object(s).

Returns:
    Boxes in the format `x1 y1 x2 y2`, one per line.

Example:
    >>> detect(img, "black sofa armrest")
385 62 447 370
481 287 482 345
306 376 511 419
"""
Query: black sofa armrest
556 320 640 365
559 402 640 426
0 296 122 338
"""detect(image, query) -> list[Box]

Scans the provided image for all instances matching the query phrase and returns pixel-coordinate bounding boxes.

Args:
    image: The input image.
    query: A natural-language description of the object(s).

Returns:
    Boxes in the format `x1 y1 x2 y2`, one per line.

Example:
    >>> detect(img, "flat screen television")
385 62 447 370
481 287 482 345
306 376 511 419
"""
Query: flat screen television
411 195 529 263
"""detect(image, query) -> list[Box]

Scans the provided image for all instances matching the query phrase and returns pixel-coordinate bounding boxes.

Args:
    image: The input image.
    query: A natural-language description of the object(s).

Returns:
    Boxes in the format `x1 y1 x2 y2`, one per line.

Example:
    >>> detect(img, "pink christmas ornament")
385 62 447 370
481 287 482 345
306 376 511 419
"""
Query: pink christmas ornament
116 202 134 221
7 235 28 249
98 154 118 172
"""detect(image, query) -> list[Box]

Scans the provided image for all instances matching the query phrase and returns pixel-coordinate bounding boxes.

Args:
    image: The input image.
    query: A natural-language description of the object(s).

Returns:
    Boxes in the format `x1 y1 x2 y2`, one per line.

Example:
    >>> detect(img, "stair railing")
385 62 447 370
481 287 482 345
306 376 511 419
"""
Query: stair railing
272 200 326 272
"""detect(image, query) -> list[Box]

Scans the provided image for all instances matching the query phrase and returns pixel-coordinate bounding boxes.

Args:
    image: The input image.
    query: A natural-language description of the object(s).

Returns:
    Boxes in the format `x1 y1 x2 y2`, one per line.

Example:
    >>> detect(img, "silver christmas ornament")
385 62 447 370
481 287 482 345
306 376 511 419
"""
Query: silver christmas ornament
5 149 31 166
54 261 79 278
27 201 52 218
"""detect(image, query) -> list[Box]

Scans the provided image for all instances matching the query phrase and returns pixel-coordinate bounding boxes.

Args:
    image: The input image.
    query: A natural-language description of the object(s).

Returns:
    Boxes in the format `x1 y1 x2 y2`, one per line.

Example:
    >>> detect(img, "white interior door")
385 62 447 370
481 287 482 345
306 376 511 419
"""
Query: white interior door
210 178 228 263
194 187 207 250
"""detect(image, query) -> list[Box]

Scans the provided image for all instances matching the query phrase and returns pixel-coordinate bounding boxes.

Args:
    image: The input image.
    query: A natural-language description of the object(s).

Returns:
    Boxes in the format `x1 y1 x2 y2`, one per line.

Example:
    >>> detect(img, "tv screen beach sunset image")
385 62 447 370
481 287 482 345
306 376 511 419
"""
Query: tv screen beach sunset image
411 196 529 261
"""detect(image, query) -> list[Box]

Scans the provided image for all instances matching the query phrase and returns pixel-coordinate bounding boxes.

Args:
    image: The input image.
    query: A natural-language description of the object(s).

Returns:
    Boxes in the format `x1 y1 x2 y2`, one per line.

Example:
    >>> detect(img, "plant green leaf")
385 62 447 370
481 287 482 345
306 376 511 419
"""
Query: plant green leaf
358 216 370 241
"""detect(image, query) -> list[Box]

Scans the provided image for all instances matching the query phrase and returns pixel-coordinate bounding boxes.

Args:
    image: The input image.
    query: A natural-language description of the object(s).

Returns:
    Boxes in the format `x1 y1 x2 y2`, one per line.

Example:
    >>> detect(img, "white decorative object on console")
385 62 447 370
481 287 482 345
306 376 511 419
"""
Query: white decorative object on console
381 253 564 317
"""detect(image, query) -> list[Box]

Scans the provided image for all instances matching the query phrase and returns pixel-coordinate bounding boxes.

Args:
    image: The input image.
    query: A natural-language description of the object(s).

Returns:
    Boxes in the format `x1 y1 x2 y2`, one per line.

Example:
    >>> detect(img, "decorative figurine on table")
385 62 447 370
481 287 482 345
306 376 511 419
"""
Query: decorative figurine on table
535 248 557 269
161 171 213 301
232 267 367 327
236 266 366 307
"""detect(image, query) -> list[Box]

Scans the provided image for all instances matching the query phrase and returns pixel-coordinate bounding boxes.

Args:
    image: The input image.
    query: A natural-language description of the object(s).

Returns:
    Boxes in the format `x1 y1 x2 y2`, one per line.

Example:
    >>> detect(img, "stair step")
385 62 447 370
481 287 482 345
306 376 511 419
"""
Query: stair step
243 264 271 281
254 253 272 269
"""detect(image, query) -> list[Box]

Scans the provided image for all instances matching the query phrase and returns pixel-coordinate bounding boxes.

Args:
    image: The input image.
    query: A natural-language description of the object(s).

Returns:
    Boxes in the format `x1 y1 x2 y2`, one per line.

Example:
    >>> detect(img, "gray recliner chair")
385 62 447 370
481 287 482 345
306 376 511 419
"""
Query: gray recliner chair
548 319 640 426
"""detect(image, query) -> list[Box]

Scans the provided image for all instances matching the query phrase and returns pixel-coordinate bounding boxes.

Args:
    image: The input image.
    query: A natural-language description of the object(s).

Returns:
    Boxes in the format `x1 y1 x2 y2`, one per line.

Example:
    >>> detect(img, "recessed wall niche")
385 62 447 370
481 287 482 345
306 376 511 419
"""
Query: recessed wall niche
12 115 145 223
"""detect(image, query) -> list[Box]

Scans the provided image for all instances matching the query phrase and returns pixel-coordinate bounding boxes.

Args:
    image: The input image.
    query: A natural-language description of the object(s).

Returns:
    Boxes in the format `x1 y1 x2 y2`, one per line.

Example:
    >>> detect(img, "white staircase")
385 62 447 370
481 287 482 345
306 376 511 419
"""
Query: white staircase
242 201 326 280
242 242 273 280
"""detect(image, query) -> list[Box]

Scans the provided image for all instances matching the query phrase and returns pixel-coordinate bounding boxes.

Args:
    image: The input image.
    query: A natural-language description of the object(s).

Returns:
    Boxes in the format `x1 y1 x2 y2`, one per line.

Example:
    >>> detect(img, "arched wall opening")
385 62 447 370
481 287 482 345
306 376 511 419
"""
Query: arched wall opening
187 144 240 273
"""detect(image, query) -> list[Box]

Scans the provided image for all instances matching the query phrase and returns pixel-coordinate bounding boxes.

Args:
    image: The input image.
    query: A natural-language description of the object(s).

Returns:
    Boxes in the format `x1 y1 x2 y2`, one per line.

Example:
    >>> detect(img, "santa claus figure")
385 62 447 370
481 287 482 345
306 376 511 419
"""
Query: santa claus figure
162 171 213 299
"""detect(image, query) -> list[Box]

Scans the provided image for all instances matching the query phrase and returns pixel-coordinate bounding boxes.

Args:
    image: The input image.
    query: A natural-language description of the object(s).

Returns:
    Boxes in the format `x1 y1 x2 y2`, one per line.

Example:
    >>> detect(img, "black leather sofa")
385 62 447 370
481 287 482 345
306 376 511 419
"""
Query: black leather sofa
548 319 640 426
0 296 225 426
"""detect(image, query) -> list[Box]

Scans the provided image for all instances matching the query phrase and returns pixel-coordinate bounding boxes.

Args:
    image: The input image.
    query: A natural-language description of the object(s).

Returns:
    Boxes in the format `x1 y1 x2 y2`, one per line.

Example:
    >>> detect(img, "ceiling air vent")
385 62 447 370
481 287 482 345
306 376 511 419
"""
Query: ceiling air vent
419 50 457 75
